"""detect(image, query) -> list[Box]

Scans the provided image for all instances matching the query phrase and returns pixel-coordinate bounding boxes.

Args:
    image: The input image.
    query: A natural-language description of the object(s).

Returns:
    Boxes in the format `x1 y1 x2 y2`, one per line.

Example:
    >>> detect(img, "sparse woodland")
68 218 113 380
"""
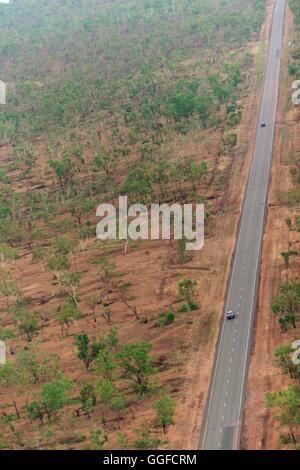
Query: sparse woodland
0 0 265 449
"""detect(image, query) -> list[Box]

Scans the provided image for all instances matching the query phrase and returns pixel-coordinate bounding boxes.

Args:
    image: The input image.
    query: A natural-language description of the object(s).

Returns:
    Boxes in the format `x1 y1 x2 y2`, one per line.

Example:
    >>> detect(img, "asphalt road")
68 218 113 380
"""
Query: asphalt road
200 0 286 450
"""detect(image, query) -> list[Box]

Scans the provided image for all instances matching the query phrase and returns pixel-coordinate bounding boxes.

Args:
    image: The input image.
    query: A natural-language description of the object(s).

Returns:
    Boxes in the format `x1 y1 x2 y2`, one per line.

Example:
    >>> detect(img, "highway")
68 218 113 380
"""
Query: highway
200 0 286 450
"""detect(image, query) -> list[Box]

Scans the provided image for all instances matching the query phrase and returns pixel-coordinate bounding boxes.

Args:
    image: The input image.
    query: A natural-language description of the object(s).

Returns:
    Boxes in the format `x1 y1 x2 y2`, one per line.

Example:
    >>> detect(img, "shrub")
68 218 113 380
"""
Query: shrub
178 304 190 313
189 303 200 311
156 309 175 327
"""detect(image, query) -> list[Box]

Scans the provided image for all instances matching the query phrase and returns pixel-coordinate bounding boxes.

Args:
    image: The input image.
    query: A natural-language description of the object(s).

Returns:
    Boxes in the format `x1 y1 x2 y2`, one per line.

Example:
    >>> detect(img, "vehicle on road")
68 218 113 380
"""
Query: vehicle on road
260 121 266 128
226 311 236 320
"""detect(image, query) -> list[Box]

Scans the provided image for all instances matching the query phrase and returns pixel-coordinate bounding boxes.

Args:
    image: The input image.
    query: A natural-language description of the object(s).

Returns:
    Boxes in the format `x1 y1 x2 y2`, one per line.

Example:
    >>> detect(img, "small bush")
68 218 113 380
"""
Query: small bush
288 64 298 76
156 309 175 327
178 304 190 313
190 303 200 311
0 328 15 340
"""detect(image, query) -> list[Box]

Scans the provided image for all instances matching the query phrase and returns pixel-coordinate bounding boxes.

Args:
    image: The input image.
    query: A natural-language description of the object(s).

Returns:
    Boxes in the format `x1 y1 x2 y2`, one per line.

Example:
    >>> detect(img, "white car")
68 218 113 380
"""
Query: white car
226 311 236 320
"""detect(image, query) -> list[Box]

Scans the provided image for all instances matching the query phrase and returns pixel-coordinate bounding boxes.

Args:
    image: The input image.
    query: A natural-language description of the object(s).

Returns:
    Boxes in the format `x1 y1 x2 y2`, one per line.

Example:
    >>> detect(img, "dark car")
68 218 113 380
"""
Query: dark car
260 122 266 128
226 311 236 320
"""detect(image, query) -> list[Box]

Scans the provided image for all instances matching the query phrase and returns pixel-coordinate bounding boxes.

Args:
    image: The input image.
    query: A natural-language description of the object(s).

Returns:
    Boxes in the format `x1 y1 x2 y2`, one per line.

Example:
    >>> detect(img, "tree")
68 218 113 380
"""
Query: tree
106 326 119 352
15 347 43 386
95 327 119 380
15 144 37 177
178 279 197 307
60 271 82 306
0 270 20 306
0 363 21 418
95 258 117 305
16 349 60 387
53 236 77 256
62 146 85 173
87 294 99 326
27 401 46 425
79 382 97 416
275 344 299 380
154 395 176 434
0 349 62 423
177 238 192 264
117 341 156 396
111 394 126 428
117 281 140 321
223 132 237 150
48 254 71 286
56 301 80 336
74 334 103 370
48 157 74 190
97 378 116 421
122 164 153 203
265 386 300 446
96 346 117 380
189 161 208 191
7 299 41 342
17 310 40 342
32 245 47 273
271 282 300 330
195 95 212 126
68 198 94 227
165 91 196 120
92 149 116 177
170 160 188 199
29 377 73 424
